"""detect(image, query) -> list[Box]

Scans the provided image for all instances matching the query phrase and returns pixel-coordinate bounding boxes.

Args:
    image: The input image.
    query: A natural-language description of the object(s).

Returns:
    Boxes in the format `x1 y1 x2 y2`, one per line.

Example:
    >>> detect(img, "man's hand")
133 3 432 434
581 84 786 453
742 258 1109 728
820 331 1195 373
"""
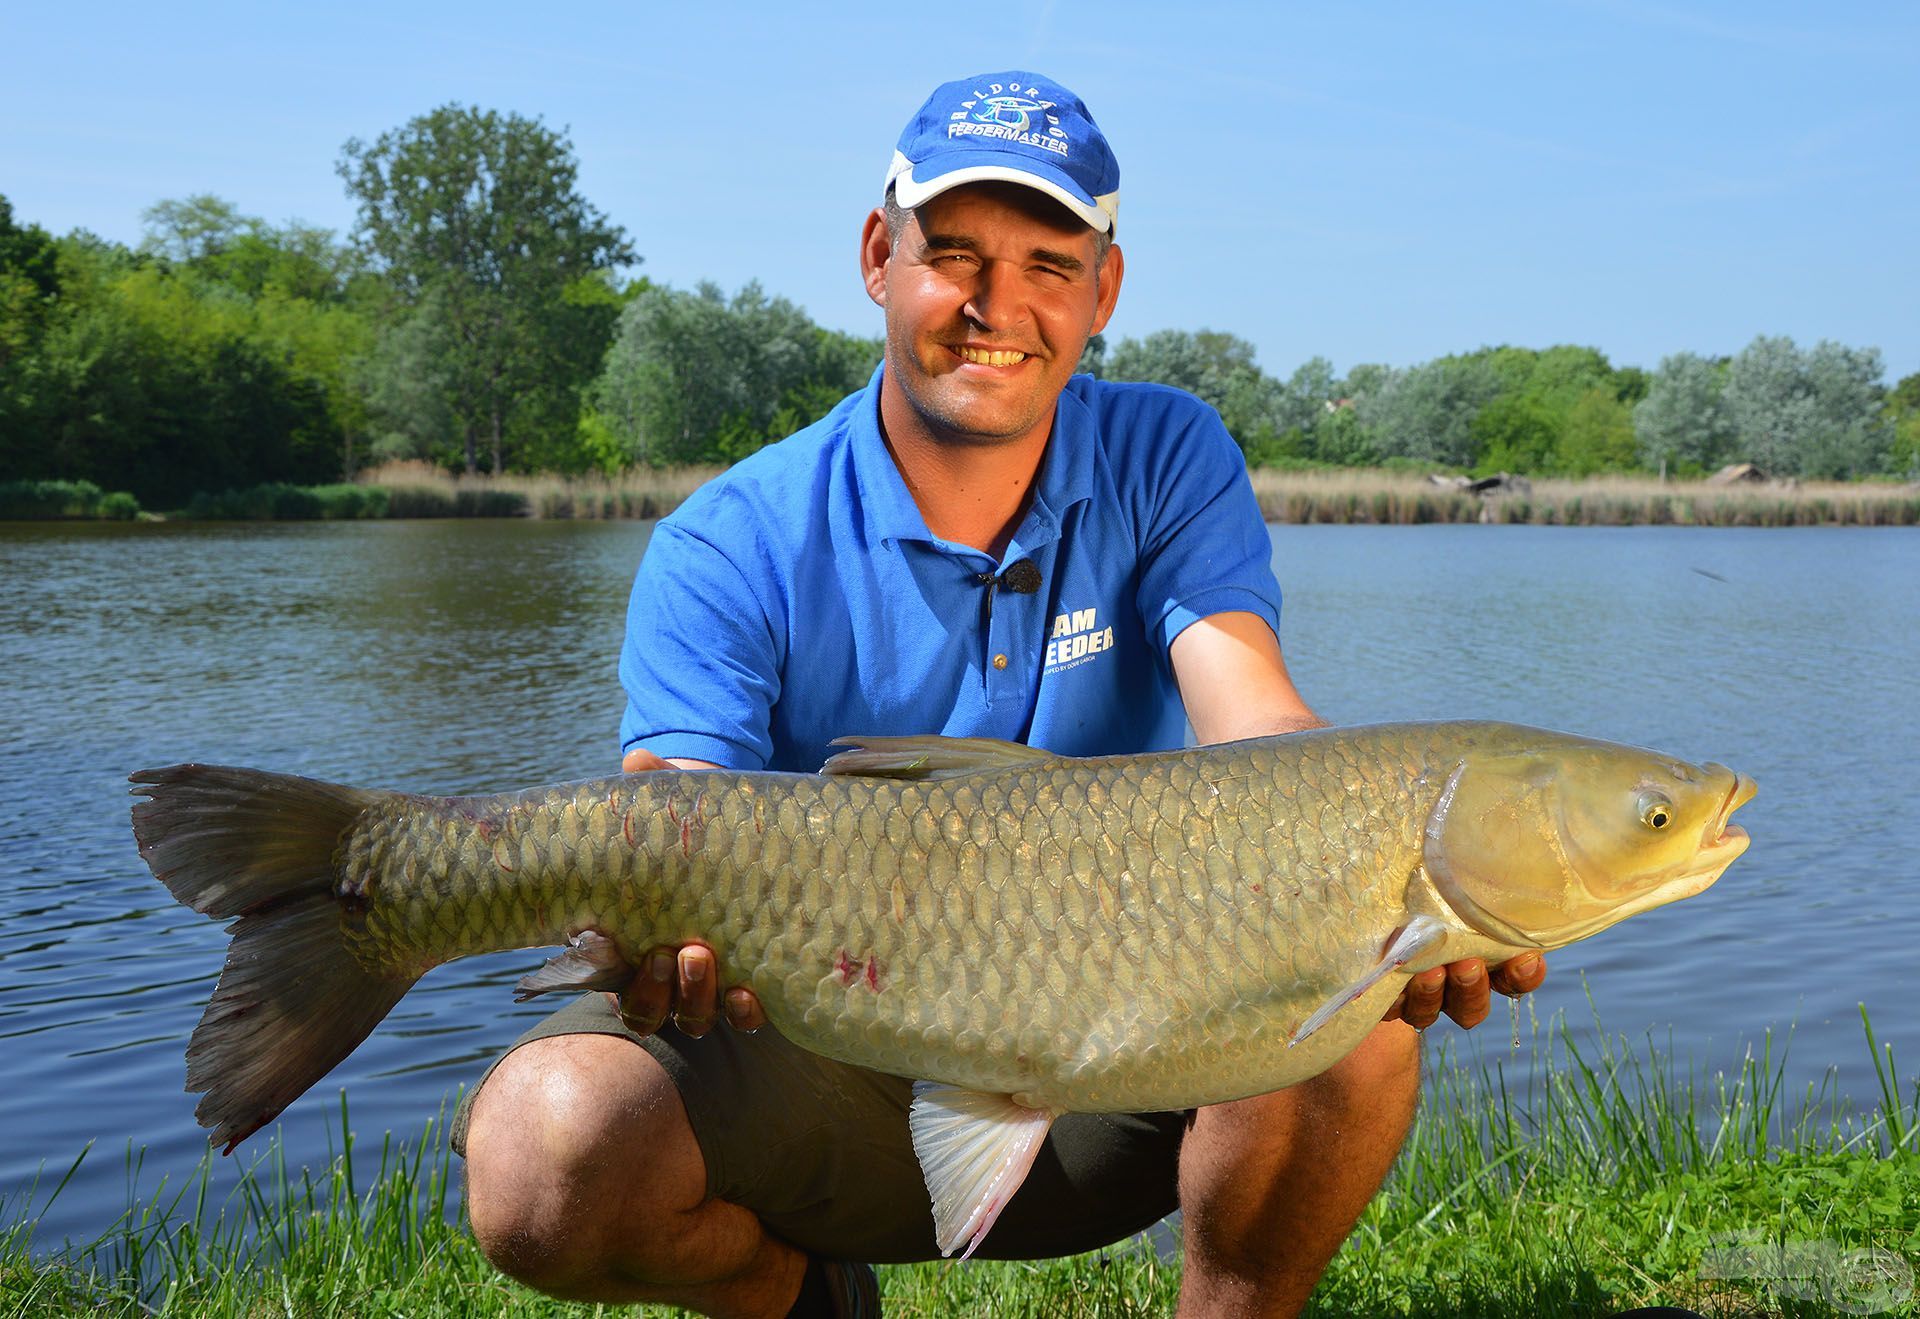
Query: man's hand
610 748 767 1038
1385 954 1546 1030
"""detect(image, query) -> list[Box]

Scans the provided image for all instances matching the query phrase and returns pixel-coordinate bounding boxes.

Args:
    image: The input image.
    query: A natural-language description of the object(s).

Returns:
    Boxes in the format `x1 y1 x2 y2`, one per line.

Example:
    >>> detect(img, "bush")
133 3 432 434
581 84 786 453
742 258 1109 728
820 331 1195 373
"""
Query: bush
183 482 391 520
0 479 142 520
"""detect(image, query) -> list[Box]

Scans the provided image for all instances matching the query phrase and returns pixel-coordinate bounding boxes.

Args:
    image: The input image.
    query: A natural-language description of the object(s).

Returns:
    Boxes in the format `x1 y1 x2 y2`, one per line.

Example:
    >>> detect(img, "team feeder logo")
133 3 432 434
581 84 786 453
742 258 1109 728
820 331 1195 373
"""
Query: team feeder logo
947 80 1070 157
1045 606 1115 674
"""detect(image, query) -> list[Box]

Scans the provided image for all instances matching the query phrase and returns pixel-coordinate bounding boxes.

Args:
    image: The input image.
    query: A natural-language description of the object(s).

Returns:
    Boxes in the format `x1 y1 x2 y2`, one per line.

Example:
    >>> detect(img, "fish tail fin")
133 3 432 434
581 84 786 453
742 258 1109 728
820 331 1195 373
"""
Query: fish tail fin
131 764 420 1153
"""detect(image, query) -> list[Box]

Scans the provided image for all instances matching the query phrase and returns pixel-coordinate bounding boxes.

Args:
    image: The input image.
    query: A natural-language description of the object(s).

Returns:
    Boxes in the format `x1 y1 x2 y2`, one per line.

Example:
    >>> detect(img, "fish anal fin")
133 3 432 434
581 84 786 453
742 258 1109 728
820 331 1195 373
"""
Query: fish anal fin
822 735 1056 781
513 930 635 1001
907 1082 1059 1258
1289 915 1451 1047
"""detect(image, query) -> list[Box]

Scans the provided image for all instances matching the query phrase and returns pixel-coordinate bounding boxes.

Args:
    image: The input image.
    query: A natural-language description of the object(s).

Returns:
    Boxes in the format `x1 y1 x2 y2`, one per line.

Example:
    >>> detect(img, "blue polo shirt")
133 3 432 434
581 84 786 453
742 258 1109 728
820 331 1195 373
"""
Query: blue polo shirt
619 368 1280 772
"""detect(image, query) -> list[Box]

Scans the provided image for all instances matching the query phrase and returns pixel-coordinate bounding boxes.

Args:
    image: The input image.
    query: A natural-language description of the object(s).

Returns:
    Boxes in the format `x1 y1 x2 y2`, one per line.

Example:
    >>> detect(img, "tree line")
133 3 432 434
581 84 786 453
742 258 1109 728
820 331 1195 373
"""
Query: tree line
2 104 1916 508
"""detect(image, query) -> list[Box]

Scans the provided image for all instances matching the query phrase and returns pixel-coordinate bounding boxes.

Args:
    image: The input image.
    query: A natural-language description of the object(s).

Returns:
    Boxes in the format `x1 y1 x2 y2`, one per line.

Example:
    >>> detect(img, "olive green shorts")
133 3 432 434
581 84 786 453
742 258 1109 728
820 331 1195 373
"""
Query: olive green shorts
450 993 1188 1263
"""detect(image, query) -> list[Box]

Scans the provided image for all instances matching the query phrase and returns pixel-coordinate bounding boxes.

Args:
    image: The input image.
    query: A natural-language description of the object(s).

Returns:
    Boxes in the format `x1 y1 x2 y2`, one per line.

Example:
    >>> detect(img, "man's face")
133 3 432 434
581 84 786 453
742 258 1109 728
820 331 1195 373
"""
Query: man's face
861 181 1123 449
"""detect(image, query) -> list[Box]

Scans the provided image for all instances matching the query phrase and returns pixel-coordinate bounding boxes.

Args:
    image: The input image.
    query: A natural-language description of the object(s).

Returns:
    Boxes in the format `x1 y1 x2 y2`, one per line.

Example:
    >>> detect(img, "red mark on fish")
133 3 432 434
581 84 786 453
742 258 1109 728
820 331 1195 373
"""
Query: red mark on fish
832 950 884 991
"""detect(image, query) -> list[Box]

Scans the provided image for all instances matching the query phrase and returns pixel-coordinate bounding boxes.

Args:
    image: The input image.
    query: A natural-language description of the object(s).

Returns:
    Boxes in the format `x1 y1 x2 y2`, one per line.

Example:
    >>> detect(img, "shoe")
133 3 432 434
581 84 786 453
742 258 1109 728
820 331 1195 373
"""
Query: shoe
786 1254 880 1318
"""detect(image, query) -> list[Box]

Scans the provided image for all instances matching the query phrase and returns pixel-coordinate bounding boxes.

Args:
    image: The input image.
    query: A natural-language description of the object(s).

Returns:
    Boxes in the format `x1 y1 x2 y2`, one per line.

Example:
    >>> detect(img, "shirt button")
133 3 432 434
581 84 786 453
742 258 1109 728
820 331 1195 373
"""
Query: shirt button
992 654 1009 670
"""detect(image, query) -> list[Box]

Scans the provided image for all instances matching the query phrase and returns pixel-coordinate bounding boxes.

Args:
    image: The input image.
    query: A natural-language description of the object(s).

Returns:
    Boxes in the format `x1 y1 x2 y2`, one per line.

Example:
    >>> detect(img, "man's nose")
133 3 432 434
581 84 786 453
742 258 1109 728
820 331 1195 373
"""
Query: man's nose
962 260 1024 331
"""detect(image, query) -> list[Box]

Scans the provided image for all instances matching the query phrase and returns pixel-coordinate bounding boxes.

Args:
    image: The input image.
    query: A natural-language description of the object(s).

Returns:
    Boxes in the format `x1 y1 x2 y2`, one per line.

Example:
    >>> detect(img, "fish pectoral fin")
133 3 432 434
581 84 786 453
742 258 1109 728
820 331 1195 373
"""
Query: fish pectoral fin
821 735 1057 780
908 1081 1060 1259
1289 915 1451 1047
512 930 636 1002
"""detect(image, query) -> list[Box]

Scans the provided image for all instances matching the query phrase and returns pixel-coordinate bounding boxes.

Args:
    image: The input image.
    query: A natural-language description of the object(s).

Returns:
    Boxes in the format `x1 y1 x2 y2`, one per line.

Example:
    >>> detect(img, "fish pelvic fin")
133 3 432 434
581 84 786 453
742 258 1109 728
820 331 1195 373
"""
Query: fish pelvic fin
1289 915 1451 1047
822 735 1057 780
131 764 419 1153
908 1081 1060 1259
514 930 636 1001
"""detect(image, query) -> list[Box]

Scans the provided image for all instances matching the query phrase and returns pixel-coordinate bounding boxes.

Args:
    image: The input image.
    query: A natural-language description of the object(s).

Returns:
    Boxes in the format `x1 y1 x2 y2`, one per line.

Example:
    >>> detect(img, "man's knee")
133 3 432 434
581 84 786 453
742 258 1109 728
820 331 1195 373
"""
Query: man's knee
1322 1020 1422 1112
461 1034 706 1293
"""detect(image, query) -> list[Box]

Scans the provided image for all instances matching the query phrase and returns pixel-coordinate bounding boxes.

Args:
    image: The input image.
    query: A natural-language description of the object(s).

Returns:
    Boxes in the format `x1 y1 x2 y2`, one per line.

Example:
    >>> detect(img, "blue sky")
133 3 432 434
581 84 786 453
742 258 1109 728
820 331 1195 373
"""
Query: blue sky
5 1 1915 381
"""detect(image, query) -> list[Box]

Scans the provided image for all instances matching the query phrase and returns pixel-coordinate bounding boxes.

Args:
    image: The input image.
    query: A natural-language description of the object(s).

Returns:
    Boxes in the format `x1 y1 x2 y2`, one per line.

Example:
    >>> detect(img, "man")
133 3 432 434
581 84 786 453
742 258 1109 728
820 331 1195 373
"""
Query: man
457 72 1545 1318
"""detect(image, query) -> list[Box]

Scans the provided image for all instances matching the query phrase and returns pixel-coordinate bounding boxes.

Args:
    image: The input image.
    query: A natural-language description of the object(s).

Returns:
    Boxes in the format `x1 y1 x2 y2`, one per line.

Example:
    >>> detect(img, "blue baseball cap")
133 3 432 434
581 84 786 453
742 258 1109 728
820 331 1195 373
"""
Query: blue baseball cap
886 72 1120 234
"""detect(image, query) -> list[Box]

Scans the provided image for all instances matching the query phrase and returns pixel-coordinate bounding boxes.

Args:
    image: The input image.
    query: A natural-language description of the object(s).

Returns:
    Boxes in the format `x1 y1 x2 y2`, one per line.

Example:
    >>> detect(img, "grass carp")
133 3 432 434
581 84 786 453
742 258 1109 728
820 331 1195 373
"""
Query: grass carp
131 720 1755 1256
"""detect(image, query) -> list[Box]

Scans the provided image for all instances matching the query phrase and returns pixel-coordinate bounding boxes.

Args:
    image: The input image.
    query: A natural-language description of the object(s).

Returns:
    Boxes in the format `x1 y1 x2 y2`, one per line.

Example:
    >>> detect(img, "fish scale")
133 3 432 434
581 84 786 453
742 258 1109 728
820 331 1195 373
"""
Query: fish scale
337 729 1424 1112
134 719 1753 1254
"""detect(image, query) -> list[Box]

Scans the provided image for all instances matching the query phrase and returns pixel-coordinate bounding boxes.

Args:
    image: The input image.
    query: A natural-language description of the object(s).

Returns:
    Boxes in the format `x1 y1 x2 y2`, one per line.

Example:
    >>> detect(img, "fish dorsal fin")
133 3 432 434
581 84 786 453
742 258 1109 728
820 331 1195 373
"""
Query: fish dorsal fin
1289 915 1451 1047
822 735 1057 780
908 1082 1060 1258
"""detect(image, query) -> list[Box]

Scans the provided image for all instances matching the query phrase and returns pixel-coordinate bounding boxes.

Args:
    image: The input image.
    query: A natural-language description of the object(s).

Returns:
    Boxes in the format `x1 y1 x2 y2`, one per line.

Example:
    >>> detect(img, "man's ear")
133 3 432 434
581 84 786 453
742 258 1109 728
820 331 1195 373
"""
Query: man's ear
1090 242 1124 335
859 208 891 308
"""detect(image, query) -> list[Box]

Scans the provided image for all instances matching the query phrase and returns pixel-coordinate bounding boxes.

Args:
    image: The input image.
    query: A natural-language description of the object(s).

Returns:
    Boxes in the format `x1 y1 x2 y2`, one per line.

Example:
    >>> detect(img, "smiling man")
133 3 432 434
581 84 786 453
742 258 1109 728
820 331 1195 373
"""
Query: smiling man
454 72 1544 1319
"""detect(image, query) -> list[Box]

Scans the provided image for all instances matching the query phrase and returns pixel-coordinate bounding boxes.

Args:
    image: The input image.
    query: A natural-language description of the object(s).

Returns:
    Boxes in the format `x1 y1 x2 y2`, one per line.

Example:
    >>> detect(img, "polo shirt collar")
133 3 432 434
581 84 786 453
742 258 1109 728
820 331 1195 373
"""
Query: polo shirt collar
850 364 1098 564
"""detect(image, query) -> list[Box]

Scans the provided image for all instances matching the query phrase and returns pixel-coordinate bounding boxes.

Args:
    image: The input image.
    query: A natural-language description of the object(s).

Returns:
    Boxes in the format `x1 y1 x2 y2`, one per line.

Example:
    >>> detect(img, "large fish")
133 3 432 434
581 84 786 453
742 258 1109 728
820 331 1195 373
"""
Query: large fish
131 720 1754 1256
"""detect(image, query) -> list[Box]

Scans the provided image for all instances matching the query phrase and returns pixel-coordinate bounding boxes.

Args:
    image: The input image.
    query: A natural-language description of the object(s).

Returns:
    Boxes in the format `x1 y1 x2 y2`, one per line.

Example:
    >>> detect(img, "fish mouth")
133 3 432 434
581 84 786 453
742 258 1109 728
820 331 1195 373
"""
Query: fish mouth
1696 766 1757 865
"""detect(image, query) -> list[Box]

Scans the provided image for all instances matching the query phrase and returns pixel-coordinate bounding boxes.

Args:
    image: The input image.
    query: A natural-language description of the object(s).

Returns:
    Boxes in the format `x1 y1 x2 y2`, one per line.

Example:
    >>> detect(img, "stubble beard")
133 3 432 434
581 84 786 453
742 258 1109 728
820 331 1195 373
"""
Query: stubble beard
885 326 1054 450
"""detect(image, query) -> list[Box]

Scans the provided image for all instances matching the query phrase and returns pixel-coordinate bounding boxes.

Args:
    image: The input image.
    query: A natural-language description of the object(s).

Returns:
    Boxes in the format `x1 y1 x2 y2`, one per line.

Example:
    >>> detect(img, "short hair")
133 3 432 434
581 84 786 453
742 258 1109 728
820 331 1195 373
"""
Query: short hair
883 186 1113 274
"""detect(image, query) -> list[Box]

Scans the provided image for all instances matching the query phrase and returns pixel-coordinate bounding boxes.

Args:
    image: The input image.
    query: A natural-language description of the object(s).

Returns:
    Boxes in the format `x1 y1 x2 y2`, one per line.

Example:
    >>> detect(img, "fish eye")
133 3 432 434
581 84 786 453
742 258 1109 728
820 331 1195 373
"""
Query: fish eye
1638 792 1674 830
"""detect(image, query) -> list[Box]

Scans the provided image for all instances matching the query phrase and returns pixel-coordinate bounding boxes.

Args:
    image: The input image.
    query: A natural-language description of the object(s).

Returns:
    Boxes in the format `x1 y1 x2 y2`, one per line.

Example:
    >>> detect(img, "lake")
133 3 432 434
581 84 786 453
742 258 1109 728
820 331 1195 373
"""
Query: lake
2 519 1915 1248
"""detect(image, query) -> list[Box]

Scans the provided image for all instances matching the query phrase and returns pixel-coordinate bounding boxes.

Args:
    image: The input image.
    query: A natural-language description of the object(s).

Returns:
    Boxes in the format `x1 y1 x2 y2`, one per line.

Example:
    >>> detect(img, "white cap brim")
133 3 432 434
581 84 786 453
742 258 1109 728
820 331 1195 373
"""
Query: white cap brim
886 150 1118 234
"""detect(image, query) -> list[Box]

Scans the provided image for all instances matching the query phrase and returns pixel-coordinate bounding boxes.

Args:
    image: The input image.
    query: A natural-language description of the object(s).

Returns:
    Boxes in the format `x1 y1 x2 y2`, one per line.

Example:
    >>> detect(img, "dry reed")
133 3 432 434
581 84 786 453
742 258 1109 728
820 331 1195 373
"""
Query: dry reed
1245 469 1920 527
355 460 726 520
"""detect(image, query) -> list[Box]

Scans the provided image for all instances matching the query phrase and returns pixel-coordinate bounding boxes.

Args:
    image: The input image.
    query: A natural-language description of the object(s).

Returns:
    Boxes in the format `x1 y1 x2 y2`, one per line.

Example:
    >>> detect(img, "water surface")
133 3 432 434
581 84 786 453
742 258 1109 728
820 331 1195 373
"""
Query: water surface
2 519 1913 1246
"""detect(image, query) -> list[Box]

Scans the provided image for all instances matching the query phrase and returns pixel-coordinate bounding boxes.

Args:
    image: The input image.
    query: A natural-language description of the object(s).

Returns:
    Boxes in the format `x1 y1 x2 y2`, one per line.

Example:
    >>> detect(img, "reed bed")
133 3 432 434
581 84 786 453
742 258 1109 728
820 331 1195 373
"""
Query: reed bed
6 1010 1913 1317
357 461 724 521
1246 469 1920 528
49 463 1920 525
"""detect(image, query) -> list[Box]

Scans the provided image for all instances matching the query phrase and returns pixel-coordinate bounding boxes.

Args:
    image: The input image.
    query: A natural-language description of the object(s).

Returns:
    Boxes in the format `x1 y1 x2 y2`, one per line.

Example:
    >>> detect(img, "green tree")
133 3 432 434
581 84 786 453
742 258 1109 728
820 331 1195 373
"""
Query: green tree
1555 388 1639 475
0 196 63 471
1887 371 1920 477
1105 329 1285 457
1634 353 1735 476
1360 356 1502 466
140 194 250 264
593 282 878 466
338 105 635 473
1722 335 1890 478
1471 392 1559 472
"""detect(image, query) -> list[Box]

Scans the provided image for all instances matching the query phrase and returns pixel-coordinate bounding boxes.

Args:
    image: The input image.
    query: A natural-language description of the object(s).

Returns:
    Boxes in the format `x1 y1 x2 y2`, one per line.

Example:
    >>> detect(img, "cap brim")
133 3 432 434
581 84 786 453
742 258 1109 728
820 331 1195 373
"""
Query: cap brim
888 150 1117 234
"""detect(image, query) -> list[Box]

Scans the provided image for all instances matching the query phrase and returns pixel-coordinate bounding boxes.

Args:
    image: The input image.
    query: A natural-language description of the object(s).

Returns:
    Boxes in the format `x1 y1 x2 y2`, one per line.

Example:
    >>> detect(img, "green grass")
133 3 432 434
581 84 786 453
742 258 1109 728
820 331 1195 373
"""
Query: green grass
5 1012 1915 1317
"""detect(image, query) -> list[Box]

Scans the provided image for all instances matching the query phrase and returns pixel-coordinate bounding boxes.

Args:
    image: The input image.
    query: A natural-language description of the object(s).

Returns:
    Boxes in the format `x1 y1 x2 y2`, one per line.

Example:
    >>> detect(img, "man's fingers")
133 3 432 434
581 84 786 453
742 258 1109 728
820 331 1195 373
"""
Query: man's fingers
613 947 677 1035
724 987 767 1033
1490 953 1547 998
1392 967 1447 1029
674 944 719 1037
1441 959 1491 1030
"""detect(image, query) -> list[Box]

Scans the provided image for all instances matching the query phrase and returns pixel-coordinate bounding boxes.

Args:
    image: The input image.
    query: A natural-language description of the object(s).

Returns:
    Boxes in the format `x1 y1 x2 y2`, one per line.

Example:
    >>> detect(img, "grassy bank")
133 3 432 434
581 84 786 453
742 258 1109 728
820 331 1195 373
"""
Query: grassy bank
1246 469 1920 527
6 1013 1914 1317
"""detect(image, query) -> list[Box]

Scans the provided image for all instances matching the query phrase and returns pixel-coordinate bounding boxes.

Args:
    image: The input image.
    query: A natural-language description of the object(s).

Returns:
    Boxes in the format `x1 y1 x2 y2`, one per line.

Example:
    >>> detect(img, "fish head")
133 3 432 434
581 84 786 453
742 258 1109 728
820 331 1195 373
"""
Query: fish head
1423 734 1756 949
